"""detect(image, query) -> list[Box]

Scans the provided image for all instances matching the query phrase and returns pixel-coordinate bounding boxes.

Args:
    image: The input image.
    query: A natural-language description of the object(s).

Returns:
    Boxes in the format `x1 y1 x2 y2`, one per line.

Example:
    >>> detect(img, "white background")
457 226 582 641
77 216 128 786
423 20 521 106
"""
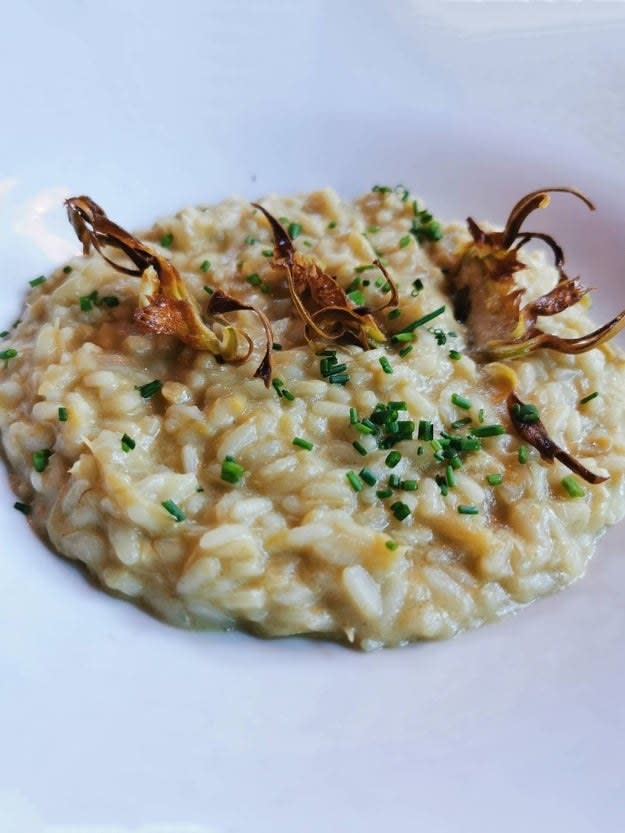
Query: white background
2 3 625 832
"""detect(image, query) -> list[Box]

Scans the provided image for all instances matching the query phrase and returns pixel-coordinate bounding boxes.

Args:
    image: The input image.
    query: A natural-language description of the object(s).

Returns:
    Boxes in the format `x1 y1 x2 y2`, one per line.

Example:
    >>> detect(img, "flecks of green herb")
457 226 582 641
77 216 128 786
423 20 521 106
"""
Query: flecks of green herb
512 402 540 424
246 273 261 287
388 308 401 320
33 449 51 473
262 249 273 257
292 437 314 451
63 265 72 274
376 487 393 499
367 225 380 234
580 391 599 405
135 379 162 399
449 349 462 361
359 467 377 486
399 235 411 249
394 305 445 336
518 445 528 464
346 470 363 492
121 433 136 453
385 450 401 468
486 473 503 486
400 480 418 491
160 233 173 248
221 457 245 485
0 348 18 362
288 222 302 240
451 417 471 430
327 221 337 230
561 476 586 498
352 440 368 456
14 501 31 515
203 285 214 295
399 345 413 358
200 260 211 272
458 504 479 515
451 393 471 410
379 356 393 374
385 539 399 551
29 275 46 287
391 501 410 521
472 424 506 438
58 406 68 422
162 499 185 521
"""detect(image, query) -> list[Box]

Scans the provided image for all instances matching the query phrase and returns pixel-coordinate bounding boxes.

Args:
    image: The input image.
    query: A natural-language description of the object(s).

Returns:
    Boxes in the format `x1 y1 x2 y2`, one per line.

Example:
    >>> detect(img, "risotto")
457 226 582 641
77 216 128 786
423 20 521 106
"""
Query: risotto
2 185 625 649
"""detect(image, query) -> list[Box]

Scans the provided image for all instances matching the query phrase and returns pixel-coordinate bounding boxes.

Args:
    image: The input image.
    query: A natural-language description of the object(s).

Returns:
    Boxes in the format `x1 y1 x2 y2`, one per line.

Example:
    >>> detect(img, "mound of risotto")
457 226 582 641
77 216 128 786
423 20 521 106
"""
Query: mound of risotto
2 185 625 649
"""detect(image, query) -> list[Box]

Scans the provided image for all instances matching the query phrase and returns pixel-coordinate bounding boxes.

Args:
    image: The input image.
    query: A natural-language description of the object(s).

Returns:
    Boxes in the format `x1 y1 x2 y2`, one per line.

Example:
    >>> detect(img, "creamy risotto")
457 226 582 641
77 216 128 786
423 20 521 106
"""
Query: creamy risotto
2 186 625 649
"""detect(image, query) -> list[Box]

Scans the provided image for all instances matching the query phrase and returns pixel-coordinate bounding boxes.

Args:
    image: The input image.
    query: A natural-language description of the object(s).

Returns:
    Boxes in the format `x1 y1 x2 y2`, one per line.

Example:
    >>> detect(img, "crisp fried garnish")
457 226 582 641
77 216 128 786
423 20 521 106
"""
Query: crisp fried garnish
65 196 273 384
252 203 396 348
448 188 625 360
507 391 607 484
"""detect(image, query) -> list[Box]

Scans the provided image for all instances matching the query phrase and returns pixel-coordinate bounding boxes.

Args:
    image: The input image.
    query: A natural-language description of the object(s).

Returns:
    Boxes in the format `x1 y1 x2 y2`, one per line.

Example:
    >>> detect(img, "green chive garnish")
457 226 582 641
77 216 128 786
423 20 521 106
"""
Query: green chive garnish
292 437 314 451
121 433 136 453
349 407 358 425
221 457 245 484
561 476 586 498
14 501 31 515
346 470 363 492
379 356 393 374
449 349 462 361
399 345 413 358
359 467 377 486
58 406 68 422
486 473 503 486
352 440 368 456
262 249 273 257
472 424 506 438
29 275 46 287
418 420 434 441
458 505 479 515
391 501 410 521
388 308 402 320
395 305 445 335
446 465 456 488
33 449 51 473
385 539 399 551
518 445 528 464
246 273 261 286
400 480 418 491
399 235 411 249
63 265 72 274
327 221 337 230
200 260 211 272
451 393 471 410
288 222 302 240
162 499 185 521
376 487 393 499
160 233 173 248
512 402 540 423
135 379 162 399
385 450 401 468
0 348 18 362
580 391 599 405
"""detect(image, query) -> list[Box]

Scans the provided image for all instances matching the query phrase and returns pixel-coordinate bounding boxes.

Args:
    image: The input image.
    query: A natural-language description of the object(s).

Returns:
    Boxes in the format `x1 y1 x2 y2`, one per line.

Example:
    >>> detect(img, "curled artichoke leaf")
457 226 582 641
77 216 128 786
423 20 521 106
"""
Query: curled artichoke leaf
507 391 607 484
449 187 625 360
65 196 272 384
252 203 396 348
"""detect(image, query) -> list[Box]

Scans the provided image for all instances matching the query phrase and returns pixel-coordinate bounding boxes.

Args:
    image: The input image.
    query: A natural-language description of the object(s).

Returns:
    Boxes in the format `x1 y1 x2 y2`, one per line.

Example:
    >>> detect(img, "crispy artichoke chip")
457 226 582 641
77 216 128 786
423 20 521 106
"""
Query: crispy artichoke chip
252 203 397 348
65 196 272 384
507 392 607 484
448 187 625 361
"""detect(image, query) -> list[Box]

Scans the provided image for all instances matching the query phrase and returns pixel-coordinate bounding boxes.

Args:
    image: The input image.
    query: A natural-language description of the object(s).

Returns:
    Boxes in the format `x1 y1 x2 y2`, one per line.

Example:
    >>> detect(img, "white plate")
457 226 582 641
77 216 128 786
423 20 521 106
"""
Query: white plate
2 5 625 832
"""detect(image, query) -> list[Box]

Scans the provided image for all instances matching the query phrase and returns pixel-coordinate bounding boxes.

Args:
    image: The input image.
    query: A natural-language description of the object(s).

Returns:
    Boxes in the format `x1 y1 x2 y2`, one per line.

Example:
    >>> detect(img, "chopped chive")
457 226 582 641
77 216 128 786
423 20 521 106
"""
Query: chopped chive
272 342 282 351
388 308 402 320
449 455 462 470
135 379 162 399
478 408 485 424
449 349 462 361
29 275 46 287
244 234 259 245
0 348 18 362
417 445 424 456
328 372 350 385
389 400 407 410
399 345 413 358
388 473 401 489
79 295 93 312
518 445 528 464
288 222 302 240
14 501 31 515
411 278 424 296
580 391 599 405
355 421 376 435
385 539 399 551
397 305 445 334
272 378 284 397
399 235 411 249
221 458 245 484
63 265 72 274
391 501 410 521
359 467 377 486
392 332 414 343
512 402 540 424
451 417 472 429
451 393 471 410
346 470 363 492
262 249 273 257
486 473 503 486
379 356 393 374
436 476 449 496
458 505 479 515
292 437 314 451
347 290 366 306
121 433 136 453
160 233 173 248
32 449 51 473
446 465 456 488
367 225 380 234
385 450 401 468
58 406 68 422
246 273 261 286
400 479 418 491
327 221 337 230
0 331 8 338
418 420 434 441
472 424 506 438
355 264 376 274
349 407 358 425
203 285 214 295
281 388 295 401
561 476 586 498
374 276 385 289
376 487 393 499
372 185 392 194
352 440 368 456
200 260 211 272
161 499 185 521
